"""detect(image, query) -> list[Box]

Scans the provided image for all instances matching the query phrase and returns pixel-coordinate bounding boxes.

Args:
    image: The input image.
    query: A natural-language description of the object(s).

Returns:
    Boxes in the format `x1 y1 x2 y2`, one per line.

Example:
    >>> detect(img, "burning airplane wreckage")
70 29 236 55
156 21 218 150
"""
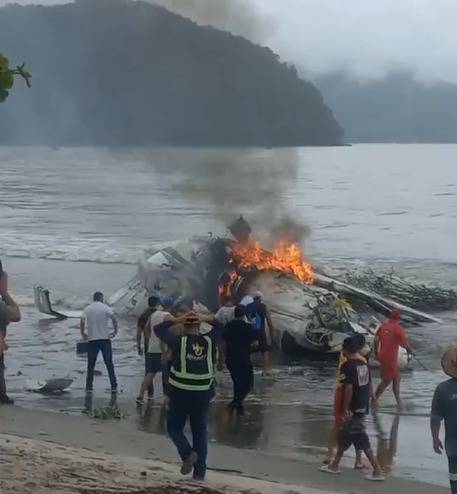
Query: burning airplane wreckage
35 217 446 361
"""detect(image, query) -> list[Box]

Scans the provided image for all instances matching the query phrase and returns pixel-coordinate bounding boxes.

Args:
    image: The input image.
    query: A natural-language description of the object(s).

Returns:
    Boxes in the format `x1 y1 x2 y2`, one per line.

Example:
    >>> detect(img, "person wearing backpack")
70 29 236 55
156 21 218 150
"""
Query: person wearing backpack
245 291 277 375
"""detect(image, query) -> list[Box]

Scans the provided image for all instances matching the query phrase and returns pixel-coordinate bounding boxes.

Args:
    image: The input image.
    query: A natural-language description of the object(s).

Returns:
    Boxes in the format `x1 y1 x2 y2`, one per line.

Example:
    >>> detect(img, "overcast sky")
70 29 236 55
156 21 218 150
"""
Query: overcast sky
1 0 456 82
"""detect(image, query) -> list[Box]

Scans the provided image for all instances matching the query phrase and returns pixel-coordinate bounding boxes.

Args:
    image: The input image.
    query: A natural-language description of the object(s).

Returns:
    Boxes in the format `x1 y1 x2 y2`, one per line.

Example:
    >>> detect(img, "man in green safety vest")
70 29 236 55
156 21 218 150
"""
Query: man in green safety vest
154 310 223 481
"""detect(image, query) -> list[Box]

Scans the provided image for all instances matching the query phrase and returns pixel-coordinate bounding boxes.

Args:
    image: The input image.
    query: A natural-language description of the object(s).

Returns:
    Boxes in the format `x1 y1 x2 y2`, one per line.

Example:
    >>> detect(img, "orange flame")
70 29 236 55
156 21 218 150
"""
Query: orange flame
233 240 315 284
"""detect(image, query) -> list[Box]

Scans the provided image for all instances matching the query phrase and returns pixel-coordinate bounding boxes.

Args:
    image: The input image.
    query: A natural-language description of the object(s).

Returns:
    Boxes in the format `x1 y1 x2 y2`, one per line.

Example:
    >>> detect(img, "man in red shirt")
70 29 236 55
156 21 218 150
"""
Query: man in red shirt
374 309 413 409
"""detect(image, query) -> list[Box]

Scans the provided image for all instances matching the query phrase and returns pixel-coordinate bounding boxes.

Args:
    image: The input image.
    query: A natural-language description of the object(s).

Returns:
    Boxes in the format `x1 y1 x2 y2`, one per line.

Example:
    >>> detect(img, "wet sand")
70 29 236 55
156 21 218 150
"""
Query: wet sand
0 433 327 494
0 405 449 494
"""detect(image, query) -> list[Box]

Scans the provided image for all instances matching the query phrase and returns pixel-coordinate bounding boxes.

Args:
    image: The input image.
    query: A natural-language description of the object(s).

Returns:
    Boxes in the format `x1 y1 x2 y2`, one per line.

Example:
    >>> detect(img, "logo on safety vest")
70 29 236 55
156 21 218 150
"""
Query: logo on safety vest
192 342 204 357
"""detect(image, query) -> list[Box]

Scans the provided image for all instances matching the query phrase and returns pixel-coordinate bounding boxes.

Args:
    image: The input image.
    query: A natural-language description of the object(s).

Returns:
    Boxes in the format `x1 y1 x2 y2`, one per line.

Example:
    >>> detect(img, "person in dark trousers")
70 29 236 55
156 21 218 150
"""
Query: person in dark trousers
431 347 457 494
80 292 118 394
0 269 21 404
222 305 259 415
154 311 223 481
246 291 277 375
320 335 384 481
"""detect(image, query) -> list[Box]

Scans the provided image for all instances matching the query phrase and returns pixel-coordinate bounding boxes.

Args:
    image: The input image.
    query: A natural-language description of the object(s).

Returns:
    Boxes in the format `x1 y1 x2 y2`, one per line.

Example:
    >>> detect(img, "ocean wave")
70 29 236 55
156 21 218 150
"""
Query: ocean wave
2 251 138 265
0 237 141 265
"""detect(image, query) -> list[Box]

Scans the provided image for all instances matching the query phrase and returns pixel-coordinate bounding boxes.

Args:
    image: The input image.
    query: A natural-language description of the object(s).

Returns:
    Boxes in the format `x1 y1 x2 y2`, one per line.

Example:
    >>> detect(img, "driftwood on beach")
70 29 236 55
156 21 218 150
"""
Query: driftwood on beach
344 268 457 312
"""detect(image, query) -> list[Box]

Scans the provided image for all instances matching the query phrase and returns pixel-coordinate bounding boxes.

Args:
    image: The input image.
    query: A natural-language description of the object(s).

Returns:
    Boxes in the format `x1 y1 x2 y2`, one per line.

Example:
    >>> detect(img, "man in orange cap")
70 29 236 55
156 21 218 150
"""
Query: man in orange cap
431 347 457 494
374 309 413 409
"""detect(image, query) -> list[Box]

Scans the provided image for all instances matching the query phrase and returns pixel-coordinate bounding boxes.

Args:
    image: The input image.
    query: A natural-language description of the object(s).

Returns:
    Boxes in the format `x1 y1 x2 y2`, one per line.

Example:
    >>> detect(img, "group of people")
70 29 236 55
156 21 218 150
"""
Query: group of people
321 308 457 493
321 310 413 481
79 288 276 480
1 267 456 491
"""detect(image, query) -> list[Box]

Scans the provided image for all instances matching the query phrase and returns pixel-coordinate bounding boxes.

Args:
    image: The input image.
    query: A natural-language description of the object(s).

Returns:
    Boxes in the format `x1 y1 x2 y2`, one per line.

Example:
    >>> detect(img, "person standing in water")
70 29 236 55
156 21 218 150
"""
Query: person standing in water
0 268 21 404
222 305 259 415
431 347 457 494
246 291 277 375
136 295 159 404
154 311 222 481
136 296 174 406
80 292 118 394
324 334 366 469
320 336 384 481
374 309 413 409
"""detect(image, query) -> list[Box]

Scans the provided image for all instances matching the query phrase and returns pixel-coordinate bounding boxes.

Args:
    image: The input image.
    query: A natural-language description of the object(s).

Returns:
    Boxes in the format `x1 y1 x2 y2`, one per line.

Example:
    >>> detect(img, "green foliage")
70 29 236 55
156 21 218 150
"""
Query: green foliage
88 404 125 420
0 0 341 145
0 53 31 102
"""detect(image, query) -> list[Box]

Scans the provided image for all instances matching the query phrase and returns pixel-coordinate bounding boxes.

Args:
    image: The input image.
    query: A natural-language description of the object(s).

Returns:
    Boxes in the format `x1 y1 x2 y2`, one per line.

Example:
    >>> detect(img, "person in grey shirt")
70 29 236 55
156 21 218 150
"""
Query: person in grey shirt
431 347 457 494
215 295 236 325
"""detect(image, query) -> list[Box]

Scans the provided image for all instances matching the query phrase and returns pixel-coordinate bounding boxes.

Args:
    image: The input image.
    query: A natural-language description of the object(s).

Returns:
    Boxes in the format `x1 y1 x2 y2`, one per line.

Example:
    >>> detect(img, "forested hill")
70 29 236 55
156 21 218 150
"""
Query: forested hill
0 0 343 146
313 71 457 143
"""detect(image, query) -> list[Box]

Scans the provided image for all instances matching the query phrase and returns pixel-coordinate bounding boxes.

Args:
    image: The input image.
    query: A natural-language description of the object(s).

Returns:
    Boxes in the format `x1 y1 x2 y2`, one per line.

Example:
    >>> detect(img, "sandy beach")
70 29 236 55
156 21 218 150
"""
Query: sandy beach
0 405 448 494
0 432 328 494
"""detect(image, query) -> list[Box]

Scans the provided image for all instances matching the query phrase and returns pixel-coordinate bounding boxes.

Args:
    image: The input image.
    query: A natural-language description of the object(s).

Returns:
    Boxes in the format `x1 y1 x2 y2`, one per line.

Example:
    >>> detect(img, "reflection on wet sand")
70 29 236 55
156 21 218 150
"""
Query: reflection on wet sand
373 411 400 475
84 391 118 415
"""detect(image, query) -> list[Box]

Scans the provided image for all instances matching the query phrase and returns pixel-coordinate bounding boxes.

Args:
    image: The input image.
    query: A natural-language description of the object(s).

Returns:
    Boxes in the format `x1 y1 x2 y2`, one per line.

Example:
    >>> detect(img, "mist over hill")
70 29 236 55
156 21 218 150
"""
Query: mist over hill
0 0 343 146
313 71 457 143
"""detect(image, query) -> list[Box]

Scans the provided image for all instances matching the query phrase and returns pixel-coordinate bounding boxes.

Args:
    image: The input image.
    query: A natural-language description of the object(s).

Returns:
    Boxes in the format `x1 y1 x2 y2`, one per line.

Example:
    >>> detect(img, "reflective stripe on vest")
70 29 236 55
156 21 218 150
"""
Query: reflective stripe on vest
169 336 214 391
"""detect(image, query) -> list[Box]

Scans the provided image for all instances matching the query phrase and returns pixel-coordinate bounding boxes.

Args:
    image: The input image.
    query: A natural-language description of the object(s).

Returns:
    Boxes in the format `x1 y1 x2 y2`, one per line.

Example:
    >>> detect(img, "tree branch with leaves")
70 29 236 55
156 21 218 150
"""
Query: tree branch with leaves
0 53 31 102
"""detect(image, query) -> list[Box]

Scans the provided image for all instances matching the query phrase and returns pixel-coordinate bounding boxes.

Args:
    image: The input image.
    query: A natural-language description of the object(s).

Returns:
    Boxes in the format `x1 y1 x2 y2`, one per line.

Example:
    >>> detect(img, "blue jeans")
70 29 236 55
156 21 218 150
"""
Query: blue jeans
86 339 117 391
0 351 6 396
167 390 210 479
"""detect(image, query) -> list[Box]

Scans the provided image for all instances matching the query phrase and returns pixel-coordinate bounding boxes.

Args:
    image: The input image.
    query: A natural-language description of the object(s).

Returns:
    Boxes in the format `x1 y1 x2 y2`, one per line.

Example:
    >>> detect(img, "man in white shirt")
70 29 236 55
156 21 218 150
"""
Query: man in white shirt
80 291 118 394
215 295 236 326
136 296 173 406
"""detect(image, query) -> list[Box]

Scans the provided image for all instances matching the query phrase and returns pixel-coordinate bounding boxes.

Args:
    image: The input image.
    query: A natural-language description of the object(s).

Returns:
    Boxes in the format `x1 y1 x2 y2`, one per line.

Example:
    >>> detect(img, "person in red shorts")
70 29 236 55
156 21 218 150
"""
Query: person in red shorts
374 309 413 409
321 335 384 481
324 335 366 468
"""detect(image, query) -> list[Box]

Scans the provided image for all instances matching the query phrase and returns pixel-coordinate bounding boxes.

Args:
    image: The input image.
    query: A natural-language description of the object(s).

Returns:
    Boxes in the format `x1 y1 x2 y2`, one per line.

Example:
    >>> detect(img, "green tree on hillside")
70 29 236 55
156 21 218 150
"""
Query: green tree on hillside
0 53 31 102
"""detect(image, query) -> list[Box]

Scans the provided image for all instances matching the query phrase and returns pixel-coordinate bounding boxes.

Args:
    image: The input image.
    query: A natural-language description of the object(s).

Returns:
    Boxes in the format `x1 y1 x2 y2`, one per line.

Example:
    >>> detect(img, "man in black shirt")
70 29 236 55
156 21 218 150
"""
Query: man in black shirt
321 336 384 481
222 305 259 415
431 347 457 494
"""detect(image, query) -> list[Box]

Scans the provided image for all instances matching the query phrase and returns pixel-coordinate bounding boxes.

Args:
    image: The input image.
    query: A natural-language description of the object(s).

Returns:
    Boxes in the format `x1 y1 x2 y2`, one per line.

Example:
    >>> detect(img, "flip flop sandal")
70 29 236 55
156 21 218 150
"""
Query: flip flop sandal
319 465 341 475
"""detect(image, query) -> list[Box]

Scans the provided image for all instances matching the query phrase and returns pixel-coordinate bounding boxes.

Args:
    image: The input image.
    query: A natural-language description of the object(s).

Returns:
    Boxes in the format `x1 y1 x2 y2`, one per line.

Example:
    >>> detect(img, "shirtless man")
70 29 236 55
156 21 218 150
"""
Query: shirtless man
374 309 413 409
